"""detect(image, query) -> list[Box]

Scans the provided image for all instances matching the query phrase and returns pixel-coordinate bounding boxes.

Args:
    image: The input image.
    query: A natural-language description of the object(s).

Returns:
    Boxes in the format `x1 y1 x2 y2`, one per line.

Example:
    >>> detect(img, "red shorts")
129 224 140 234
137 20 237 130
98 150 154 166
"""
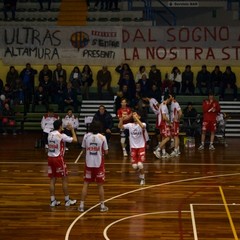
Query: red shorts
160 122 171 138
202 121 217 132
130 147 145 164
171 121 179 137
84 166 105 183
48 156 68 178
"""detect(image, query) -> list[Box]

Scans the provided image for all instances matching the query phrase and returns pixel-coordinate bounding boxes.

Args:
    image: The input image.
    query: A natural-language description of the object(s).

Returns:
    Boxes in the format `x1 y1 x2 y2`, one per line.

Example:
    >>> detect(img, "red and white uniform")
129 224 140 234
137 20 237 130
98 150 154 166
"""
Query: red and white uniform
202 99 220 132
149 98 161 129
47 130 73 178
159 101 171 137
41 114 59 133
82 132 108 183
123 122 146 164
117 107 132 124
62 114 79 129
170 100 181 136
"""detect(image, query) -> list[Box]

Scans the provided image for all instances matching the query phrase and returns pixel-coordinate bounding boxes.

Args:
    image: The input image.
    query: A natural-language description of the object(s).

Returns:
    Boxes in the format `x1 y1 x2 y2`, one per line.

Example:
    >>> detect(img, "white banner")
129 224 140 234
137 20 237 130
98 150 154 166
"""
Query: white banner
0 26 239 66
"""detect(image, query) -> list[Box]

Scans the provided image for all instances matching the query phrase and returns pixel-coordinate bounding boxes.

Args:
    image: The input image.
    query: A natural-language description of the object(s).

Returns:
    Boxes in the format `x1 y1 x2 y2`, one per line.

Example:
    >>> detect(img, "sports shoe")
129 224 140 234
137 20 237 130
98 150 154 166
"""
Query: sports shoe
153 150 161 159
78 206 84 212
170 151 178 157
100 206 109 212
198 144 204 150
209 144 215 150
161 153 170 159
65 147 69 151
65 199 77 206
50 200 61 207
140 179 145 186
123 149 128 157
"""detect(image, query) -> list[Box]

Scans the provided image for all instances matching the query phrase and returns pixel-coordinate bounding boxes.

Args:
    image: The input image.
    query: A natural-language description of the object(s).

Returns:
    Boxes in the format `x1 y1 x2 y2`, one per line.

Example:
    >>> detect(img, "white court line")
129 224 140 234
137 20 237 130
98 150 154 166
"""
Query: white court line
190 204 198 240
65 172 240 240
2 161 240 166
103 211 190 240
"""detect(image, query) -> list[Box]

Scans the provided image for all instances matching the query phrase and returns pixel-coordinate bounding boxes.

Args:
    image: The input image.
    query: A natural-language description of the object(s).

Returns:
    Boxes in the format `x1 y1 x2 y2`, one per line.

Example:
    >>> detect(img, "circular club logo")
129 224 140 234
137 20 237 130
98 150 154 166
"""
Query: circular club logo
70 32 89 50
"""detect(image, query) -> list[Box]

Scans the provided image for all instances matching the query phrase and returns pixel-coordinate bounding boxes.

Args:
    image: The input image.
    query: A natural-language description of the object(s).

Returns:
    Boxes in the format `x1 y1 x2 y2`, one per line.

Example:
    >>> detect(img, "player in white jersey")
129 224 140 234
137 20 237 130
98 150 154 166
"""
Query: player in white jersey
47 119 78 207
118 111 146 186
153 94 172 159
78 121 109 213
169 94 182 157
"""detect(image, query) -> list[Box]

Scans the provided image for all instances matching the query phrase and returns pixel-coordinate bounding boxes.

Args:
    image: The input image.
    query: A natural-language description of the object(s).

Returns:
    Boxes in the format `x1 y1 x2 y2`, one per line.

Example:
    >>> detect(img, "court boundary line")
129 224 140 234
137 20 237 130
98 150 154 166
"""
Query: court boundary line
65 172 240 240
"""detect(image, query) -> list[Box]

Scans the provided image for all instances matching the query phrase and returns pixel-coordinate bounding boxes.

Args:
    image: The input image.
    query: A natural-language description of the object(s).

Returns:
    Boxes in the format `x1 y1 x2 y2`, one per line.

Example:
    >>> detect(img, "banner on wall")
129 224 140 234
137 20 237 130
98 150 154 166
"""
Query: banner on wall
0 26 239 66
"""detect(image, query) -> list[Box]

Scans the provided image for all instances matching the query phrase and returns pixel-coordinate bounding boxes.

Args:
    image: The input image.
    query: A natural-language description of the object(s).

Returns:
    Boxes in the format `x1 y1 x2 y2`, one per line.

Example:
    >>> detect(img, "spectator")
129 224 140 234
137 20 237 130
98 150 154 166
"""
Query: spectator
210 65 222 96
6 66 19 91
147 84 162 103
20 63 38 112
149 64 162 90
135 65 148 83
162 73 173 96
32 85 49 112
96 66 113 99
2 103 16 135
196 65 211 95
115 63 134 87
118 73 136 100
52 76 67 109
114 91 123 114
61 82 78 112
198 92 220 151
40 74 53 103
82 65 93 100
38 0 52 10
220 66 238 101
2 84 13 106
69 66 82 94
93 105 113 143
182 102 201 137
94 0 106 10
39 64 52 85
41 109 59 149
138 73 151 97
181 65 195 95
12 78 24 105
109 0 119 10
53 63 67 83
62 108 79 150
3 0 17 20
169 66 182 95
0 79 3 94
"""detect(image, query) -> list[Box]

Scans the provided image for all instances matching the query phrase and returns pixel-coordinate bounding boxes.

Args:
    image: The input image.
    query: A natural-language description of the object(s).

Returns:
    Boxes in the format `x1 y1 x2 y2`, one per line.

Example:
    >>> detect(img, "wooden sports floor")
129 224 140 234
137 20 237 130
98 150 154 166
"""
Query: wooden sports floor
1 132 240 240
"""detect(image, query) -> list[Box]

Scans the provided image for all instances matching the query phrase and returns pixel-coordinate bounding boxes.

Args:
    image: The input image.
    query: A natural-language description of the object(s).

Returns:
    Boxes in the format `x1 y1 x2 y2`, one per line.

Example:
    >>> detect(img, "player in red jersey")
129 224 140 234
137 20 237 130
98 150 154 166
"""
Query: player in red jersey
47 119 78 207
78 121 109 212
198 92 220 150
117 98 133 157
119 111 147 186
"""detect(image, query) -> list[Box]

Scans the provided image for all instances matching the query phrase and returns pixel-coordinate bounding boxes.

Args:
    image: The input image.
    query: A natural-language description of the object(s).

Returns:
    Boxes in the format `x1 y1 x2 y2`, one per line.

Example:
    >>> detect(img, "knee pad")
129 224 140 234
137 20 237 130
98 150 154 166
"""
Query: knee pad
120 137 126 144
137 162 143 169
132 163 138 170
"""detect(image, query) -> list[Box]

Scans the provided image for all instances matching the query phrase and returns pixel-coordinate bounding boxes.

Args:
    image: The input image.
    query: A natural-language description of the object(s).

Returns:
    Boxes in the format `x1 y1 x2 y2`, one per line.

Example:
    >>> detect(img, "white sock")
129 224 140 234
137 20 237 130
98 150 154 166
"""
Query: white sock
65 195 69 201
162 149 166 154
139 174 145 179
100 202 105 208
80 201 84 208
50 196 55 202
